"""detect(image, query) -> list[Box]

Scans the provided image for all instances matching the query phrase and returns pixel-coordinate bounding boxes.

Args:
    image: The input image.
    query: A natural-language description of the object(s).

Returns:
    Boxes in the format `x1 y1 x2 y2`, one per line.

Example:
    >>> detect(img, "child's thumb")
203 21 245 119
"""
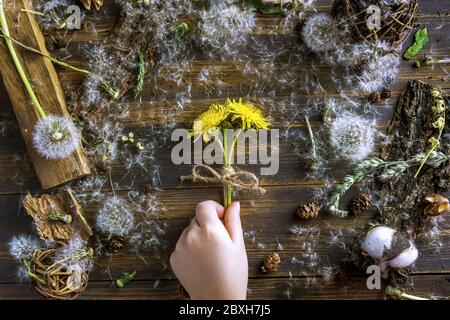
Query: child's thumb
224 201 244 245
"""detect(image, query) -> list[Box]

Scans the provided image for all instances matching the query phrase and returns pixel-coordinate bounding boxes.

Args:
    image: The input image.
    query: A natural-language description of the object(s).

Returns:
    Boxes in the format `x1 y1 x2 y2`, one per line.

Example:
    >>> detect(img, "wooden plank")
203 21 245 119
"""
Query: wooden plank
0 188 448 283
0 0 91 190
1 274 449 299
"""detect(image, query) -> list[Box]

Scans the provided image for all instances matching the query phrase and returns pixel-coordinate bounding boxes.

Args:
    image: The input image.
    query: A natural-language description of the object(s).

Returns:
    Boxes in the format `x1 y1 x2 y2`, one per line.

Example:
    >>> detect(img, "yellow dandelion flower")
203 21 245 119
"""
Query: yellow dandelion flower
227 99 269 130
192 103 229 142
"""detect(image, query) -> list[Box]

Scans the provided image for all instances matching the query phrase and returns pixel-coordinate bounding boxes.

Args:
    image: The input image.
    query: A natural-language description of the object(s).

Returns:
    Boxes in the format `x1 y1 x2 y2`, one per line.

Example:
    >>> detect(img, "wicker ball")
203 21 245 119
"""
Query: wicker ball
297 201 320 220
31 247 90 300
261 253 281 273
331 0 418 50
350 193 372 215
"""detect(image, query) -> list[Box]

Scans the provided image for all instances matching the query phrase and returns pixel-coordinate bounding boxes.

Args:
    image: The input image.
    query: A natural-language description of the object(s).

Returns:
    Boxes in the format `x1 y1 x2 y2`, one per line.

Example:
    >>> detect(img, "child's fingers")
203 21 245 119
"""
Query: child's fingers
224 201 244 245
195 200 225 227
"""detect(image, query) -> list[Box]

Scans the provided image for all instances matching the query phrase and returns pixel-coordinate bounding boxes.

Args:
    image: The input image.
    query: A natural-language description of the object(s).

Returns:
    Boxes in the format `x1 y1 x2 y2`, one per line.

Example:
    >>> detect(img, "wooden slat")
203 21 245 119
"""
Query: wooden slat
0 188 448 283
1 274 449 300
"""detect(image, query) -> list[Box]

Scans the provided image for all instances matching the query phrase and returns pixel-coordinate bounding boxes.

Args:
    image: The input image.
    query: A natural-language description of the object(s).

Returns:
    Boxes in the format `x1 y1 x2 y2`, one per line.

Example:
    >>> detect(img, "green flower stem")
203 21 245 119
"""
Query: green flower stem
223 128 230 208
22 258 46 284
116 271 136 288
222 129 242 208
0 4 46 118
0 28 119 99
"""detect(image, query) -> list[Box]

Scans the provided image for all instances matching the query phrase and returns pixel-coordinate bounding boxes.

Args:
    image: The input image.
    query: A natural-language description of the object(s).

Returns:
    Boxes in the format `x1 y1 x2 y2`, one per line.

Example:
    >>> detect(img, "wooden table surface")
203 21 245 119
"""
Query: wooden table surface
0 0 449 299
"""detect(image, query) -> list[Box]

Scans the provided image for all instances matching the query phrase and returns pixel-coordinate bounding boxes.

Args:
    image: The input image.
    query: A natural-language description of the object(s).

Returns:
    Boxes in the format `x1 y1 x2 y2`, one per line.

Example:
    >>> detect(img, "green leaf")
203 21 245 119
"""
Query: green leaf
243 0 284 15
404 27 429 60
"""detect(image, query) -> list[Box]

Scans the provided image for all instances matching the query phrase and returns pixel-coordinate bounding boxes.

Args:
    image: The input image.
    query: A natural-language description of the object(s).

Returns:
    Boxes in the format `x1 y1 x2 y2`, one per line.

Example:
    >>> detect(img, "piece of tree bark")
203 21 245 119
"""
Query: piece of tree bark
23 189 93 241
0 0 91 189
378 80 450 235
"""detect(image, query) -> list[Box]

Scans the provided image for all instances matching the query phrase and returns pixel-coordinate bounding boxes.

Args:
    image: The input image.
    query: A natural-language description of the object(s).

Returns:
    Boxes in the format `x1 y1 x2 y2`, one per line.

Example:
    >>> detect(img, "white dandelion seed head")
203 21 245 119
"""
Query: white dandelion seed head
330 111 376 162
32 115 80 160
9 234 41 261
96 196 135 238
199 0 255 57
302 13 339 53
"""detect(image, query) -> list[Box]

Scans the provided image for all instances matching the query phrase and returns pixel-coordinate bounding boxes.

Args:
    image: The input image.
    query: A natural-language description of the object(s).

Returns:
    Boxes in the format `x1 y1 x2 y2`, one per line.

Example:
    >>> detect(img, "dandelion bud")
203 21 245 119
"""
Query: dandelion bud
431 88 440 98
432 117 445 129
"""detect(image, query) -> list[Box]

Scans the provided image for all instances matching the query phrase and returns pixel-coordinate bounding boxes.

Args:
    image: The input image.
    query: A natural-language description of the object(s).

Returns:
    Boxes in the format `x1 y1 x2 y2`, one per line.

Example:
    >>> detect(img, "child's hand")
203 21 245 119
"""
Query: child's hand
170 201 248 300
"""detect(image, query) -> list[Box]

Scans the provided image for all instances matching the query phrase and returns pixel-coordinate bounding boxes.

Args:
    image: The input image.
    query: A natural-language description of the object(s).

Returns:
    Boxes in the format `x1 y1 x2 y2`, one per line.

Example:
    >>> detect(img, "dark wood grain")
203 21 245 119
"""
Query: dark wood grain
1 274 449 300
0 0 449 299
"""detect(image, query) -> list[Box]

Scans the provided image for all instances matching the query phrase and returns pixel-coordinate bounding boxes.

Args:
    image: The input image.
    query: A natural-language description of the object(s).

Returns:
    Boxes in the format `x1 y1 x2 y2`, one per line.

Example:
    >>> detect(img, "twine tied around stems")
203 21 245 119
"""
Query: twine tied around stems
180 164 266 195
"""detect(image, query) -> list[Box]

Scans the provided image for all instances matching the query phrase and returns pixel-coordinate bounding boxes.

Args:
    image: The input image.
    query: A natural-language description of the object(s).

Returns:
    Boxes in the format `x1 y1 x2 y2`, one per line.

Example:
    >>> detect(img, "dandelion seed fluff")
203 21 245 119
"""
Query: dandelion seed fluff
9 234 41 261
32 115 80 160
356 53 399 93
54 235 92 270
199 0 255 56
96 196 135 239
330 111 376 162
302 13 339 53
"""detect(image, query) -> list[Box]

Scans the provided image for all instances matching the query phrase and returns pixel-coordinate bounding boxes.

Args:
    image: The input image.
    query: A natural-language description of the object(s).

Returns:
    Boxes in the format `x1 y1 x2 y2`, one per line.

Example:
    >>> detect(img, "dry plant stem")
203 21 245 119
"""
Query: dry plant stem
419 58 450 67
0 3 46 118
304 115 317 171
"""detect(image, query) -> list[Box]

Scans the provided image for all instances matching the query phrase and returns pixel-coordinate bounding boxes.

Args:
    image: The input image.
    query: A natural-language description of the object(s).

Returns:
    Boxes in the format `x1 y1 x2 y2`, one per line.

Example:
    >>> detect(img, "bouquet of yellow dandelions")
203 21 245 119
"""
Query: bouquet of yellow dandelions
181 99 270 208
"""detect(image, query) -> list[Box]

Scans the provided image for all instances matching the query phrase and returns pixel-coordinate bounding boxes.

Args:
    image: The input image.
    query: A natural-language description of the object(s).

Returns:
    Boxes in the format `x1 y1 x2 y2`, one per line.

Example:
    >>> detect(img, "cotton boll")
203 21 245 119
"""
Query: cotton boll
330 111 376 162
96 196 135 239
387 241 419 269
32 115 81 160
361 226 397 259
302 14 339 54
361 225 419 271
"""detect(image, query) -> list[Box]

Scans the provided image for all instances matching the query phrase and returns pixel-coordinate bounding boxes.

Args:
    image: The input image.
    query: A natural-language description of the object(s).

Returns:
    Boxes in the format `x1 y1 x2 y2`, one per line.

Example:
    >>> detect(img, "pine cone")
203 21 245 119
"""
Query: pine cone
369 92 380 103
296 201 320 220
80 0 104 11
350 193 372 215
261 252 281 273
106 237 127 252
380 89 392 100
